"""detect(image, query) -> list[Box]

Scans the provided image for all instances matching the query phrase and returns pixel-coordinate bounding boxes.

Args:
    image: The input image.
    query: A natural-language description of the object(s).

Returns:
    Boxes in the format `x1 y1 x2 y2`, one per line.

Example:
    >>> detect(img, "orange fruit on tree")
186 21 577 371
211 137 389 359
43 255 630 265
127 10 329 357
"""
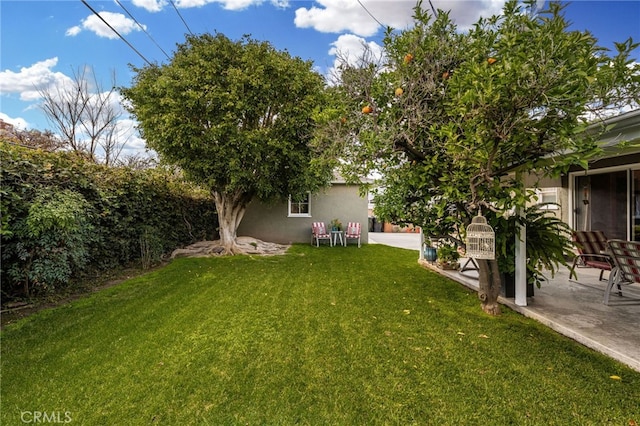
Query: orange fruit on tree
362 105 373 114
404 53 414 64
442 71 450 80
395 87 404 96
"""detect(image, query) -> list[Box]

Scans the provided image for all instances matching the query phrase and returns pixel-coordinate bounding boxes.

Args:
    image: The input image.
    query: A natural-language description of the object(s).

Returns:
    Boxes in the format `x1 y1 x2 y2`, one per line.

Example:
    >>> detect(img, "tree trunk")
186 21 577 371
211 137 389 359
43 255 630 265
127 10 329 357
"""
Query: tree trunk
212 190 252 255
476 258 502 315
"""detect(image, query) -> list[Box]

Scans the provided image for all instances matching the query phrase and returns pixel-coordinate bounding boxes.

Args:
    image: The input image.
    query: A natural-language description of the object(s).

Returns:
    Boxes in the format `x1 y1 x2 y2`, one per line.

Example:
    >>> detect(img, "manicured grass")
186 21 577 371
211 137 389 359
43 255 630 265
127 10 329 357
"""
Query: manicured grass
2 244 639 425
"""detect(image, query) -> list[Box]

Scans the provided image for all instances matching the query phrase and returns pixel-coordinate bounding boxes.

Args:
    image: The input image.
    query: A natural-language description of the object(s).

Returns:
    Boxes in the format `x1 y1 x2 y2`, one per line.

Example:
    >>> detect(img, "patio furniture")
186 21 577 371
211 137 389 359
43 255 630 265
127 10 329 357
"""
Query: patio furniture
331 229 344 247
344 222 361 247
311 222 332 247
604 239 640 305
569 231 614 281
460 257 478 272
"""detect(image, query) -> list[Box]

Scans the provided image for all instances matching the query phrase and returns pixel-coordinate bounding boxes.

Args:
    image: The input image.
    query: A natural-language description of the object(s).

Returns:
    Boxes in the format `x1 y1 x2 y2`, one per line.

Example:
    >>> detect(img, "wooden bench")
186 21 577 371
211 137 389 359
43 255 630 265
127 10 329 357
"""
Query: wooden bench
570 231 614 281
604 239 640 305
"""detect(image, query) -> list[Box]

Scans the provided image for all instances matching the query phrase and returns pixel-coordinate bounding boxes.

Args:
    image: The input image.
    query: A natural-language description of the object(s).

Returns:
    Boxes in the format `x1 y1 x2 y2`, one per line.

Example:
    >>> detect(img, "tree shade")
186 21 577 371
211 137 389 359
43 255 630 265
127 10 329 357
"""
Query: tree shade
123 33 332 254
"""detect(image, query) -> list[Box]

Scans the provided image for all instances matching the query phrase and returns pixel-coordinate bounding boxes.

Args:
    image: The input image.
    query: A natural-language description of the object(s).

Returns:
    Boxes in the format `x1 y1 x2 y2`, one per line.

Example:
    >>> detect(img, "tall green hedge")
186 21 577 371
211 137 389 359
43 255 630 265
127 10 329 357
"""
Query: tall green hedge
1 142 217 299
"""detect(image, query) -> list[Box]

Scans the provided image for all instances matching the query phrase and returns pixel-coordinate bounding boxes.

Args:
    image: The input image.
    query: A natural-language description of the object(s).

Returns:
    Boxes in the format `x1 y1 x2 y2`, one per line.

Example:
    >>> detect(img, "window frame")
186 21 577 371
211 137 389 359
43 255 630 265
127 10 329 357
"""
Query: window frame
535 188 559 210
288 193 311 217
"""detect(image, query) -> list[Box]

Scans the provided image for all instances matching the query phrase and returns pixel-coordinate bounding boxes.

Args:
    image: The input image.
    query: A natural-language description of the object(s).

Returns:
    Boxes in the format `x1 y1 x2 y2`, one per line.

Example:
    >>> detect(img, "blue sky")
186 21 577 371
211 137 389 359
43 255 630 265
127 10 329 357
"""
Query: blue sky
1 0 639 157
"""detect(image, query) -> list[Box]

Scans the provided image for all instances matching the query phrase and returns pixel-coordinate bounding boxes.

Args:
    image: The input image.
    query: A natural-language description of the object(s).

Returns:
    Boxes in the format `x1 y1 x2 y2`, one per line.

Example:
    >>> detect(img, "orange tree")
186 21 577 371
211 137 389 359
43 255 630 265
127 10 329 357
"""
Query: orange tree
314 0 640 314
123 34 332 254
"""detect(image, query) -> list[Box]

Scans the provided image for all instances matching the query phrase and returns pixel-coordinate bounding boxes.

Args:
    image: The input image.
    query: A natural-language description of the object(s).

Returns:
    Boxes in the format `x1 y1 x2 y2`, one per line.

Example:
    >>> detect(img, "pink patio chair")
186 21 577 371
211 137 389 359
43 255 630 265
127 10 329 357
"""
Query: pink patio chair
311 222 331 247
344 222 361 248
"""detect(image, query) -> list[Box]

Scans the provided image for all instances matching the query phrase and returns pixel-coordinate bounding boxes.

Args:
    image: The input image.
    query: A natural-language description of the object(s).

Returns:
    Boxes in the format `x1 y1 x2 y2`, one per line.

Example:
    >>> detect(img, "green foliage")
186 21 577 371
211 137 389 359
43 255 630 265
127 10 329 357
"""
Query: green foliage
139 226 165 270
0 142 216 299
490 204 575 288
436 242 460 263
123 33 333 204
317 0 639 283
6 189 94 294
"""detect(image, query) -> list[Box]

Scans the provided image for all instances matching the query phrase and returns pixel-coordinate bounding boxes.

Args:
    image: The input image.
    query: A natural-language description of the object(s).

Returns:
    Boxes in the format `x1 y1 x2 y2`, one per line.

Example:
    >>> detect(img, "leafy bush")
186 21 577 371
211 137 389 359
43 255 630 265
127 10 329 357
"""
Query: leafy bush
436 242 460 262
4 189 94 295
490 203 574 288
1 142 217 300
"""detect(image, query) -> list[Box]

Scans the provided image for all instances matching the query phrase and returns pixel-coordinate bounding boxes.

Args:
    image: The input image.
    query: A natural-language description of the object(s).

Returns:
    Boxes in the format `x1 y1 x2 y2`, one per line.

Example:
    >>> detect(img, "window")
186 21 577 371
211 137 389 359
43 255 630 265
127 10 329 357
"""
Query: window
535 188 559 210
288 193 311 217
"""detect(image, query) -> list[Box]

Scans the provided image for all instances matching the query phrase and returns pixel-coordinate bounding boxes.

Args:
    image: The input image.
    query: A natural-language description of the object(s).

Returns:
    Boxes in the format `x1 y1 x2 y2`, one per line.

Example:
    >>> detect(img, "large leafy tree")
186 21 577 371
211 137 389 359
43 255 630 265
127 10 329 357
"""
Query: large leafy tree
315 1 640 314
123 33 331 254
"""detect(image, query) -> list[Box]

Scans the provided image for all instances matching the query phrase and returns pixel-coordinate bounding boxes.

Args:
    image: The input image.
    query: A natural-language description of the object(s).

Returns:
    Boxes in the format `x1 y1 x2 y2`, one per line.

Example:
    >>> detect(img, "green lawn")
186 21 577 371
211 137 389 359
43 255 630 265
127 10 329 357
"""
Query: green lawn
2 244 638 425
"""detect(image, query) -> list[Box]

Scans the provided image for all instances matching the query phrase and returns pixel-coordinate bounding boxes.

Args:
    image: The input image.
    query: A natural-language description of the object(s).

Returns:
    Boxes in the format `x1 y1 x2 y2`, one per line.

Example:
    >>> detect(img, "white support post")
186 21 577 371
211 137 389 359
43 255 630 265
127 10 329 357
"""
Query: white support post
515 215 527 306
419 227 424 261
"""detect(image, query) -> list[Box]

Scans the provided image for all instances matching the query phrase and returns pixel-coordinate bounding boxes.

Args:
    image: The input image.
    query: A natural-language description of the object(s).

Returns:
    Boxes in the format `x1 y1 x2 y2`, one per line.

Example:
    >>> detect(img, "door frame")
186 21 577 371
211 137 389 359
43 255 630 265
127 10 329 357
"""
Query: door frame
569 163 640 240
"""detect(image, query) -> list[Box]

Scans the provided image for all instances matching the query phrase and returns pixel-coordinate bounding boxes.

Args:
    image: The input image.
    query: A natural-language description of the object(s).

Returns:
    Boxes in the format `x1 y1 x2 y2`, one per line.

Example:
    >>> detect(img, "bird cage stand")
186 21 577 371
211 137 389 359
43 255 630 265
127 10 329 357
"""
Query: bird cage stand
466 214 495 260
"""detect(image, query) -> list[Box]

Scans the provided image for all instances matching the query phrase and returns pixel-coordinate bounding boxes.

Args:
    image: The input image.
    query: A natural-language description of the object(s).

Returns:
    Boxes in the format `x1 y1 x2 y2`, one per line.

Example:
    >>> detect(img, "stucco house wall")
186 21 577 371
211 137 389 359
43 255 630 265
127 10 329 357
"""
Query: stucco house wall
237 183 369 245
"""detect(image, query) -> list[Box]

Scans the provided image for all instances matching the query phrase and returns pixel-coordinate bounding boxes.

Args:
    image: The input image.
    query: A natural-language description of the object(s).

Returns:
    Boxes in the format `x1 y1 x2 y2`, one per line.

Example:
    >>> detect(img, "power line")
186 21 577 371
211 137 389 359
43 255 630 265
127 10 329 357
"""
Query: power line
81 0 153 66
169 0 195 36
356 0 384 29
428 0 439 17
115 0 171 60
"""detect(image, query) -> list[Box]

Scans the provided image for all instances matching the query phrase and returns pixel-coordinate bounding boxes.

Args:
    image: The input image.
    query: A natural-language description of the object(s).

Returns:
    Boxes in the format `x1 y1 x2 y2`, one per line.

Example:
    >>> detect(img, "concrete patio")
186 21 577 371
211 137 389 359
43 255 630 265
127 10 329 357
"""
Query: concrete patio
369 232 640 372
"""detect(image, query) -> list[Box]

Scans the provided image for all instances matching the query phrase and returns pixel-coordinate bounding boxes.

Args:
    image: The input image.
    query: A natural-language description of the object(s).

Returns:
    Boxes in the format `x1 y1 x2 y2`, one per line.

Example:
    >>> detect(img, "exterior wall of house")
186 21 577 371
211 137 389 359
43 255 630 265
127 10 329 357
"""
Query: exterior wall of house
523 109 640 240
523 174 569 223
237 183 369 245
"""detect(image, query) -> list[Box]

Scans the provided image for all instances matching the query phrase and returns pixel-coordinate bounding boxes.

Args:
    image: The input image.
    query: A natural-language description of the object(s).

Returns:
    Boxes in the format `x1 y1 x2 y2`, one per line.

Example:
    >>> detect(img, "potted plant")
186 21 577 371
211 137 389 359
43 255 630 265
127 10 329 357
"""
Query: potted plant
436 242 460 270
491 203 574 297
423 237 438 262
330 218 342 231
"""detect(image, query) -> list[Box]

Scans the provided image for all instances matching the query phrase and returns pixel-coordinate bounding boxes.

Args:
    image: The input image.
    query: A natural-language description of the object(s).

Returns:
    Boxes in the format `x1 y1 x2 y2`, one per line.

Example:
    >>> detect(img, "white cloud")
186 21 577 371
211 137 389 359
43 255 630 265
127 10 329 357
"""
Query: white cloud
442 0 506 30
65 26 82 37
325 34 384 84
0 59 151 158
295 0 507 36
0 58 72 102
143 0 287 12
103 116 151 161
294 0 409 37
132 0 168 13
0 112 29 130
67 12 143 40
328 33 384 66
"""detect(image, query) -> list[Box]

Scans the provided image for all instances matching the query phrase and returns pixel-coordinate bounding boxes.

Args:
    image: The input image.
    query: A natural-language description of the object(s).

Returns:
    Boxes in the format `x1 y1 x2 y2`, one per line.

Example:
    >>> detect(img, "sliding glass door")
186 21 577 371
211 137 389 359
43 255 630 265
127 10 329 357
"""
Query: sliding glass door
574 171 628 240
634 170 640 241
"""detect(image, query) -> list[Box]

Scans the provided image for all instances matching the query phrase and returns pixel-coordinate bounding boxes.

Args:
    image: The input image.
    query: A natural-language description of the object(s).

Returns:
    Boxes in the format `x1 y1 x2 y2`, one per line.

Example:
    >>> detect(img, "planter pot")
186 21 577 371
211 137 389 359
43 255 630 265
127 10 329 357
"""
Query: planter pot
500 272 534 297
424 246 437 262
437 260 459 270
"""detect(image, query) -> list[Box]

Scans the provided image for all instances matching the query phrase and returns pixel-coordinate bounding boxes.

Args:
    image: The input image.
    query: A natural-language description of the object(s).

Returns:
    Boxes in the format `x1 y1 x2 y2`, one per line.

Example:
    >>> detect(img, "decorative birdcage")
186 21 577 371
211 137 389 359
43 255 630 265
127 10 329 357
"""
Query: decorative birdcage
466 214 495 260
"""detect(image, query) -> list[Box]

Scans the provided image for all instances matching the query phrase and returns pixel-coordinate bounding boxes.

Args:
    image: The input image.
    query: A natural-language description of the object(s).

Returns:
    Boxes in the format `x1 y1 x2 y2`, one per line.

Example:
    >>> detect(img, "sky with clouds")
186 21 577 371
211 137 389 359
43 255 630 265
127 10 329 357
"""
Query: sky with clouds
1 0 639 158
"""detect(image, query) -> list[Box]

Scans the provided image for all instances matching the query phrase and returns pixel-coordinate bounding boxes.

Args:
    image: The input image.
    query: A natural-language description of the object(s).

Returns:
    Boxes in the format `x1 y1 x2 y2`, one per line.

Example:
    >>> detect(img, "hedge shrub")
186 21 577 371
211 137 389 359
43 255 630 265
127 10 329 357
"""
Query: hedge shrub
1 142 217 300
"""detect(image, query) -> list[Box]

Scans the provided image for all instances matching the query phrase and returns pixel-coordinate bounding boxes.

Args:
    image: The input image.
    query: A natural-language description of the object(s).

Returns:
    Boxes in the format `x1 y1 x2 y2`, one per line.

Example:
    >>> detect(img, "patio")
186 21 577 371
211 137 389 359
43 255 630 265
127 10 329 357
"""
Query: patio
369 232 640 372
